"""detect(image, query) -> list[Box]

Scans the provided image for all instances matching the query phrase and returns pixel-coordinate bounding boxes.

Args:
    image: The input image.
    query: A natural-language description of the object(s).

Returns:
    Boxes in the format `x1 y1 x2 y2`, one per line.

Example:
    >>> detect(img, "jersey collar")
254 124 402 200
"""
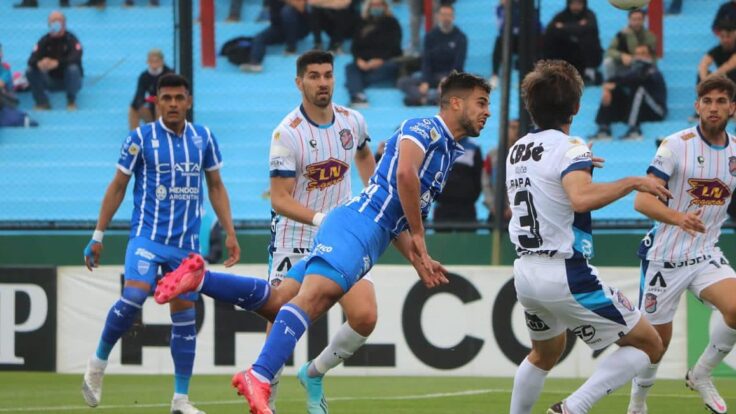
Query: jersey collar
300 104 335 129
434 115 454 141
696 125 729 150
157 117 189 138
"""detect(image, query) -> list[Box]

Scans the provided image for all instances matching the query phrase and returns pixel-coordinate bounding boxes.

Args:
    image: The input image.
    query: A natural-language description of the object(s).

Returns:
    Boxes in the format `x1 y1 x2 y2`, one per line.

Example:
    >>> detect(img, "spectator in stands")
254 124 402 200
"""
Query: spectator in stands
26 11 83 111
1 44 38 128
433 136 483 230
699 19 736 85
590 45 667 140
406 0 438 57
308 0 353 53
713 0 736 33
240 0 310 73
78 0 159 7
603 9 658 80
490 0 542 90
543 0 602 85
14 0 69 7
398 4 466 106
345 0 402 107
482 118 519 223
128 49 173 130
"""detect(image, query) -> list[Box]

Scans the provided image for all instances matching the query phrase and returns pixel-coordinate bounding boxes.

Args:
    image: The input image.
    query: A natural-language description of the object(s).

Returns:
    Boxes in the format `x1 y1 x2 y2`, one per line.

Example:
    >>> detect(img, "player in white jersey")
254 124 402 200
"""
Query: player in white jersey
266 50 376 413
506 60 670 414
628 75 736 414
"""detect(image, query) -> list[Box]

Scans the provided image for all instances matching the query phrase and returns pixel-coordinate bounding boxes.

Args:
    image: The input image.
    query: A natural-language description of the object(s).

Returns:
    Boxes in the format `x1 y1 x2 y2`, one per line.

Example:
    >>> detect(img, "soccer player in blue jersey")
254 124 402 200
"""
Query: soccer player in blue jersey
80 74 256 414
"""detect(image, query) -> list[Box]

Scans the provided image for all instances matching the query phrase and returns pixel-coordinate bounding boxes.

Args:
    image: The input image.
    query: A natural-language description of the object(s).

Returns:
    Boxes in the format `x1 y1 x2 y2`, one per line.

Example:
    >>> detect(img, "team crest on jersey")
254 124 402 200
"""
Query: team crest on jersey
645 293 658 313
729 156 736 176
687 178 731 206
339 129 354 150
616 290 634 311
137 260 150 275
156 185 168 201
192 134 203 150
128 143 140 156
680 132 696 141
304 158 349 191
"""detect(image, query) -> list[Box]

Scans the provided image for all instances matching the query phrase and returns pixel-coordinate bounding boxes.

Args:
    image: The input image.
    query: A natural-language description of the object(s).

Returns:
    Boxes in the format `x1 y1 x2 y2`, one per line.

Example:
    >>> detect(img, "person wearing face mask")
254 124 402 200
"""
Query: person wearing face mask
398 3 467 107
128 49 173 130
26 11 83 111
543 0 602 85
345 0 402 108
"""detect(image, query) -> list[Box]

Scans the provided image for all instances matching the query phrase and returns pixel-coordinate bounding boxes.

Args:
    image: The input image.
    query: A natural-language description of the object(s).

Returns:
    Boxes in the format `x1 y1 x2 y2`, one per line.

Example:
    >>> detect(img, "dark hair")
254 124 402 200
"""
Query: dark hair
521 60 583 129
437 2 454 11
296 50 334 77
716 17 736 32
629 8 646 17
157 73 190 94
697 74 736 100
439 71 490 109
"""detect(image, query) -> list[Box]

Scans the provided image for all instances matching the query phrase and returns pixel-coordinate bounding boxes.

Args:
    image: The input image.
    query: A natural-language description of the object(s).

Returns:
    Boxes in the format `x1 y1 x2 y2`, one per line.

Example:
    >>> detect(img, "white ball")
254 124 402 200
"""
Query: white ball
608 0 650 10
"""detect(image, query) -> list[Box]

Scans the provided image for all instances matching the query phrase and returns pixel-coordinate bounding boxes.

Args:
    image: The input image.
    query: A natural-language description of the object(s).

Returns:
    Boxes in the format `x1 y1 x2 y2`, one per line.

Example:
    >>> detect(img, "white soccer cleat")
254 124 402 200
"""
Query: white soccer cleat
81 357 107 407
627 379 650 414
626 401 648 414
171 396 206 414
686 369 728 414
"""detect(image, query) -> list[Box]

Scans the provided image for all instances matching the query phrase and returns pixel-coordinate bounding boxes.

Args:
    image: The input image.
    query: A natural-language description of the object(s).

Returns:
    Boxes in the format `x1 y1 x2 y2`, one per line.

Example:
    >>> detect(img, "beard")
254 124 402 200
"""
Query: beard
701 116 729 137
308 90 332 108
459 113 480 137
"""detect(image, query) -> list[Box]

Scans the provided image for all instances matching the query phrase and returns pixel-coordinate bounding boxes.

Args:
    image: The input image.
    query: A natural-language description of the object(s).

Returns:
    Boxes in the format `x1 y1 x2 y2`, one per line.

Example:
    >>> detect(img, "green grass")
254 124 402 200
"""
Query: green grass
0 373 734 413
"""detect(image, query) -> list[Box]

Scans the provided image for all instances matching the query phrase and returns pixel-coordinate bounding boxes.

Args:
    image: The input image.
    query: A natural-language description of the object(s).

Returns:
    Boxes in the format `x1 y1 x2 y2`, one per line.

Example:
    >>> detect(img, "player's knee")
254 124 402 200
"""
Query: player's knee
122 286 148 307
643 334 665 364
722 306 736 329
347 307 377 336
527 339 565 371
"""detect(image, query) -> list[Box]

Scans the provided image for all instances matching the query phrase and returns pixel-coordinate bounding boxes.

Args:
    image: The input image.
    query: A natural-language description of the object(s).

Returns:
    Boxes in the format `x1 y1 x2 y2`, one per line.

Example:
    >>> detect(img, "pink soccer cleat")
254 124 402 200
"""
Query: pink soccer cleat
232 368 273 414
154 253 205 304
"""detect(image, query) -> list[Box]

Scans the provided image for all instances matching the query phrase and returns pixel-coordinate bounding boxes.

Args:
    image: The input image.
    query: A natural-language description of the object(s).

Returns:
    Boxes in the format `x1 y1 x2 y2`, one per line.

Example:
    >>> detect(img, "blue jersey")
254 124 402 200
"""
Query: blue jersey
347 116 464 235
117 119 222 251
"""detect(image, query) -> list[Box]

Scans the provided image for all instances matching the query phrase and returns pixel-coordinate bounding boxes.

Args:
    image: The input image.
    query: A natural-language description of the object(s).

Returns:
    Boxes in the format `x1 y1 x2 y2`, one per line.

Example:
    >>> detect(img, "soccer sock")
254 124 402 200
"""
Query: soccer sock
509 357 549 414
252 303 311 382
199 270 271 311
565 346 650 414
310 322 367 377
693 311 736 379
629 363 659 406
96 286 147 361
268 366 284 411
170 308 197 396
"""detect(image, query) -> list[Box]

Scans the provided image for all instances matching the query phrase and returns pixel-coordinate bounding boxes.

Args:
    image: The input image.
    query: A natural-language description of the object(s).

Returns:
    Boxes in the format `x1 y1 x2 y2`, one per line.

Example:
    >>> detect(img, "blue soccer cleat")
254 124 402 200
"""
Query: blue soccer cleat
297 361 328 414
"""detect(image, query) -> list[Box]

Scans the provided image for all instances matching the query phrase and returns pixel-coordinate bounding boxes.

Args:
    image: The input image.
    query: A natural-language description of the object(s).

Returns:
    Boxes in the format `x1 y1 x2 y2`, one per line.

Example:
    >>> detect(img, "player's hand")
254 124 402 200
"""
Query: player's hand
634 176 672 201
223 232 241 267
587 142 605 168
83 240 103 271
678 208 706 236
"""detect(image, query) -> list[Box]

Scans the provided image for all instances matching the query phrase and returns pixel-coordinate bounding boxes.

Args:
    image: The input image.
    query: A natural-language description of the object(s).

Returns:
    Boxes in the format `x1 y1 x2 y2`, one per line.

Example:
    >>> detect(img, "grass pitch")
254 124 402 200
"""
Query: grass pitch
0 373 733 413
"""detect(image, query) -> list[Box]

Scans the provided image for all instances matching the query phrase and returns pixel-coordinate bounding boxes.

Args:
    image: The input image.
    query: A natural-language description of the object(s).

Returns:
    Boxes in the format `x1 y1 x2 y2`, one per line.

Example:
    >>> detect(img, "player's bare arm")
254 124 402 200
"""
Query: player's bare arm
634 174 705 236
354 144 376 186
562 170 672 213
270 176 325 226
699 55 714 80
85 169 131 271
205 169 241 267
392 231 449 285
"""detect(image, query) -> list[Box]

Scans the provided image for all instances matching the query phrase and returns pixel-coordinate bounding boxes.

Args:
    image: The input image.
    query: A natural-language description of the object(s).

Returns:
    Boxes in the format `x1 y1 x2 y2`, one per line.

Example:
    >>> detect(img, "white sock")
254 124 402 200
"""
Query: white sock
311 322 367 376
565 347 650 414
268 365 284 410
510 357 549 414
89 356 108 370
693 312 736 379
629 363 659 405
173 393 187 401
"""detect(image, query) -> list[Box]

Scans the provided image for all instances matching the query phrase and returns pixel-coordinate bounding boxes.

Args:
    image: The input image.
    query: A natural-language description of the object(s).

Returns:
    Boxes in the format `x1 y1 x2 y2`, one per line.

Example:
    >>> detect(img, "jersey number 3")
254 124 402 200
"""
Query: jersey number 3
514 190 543 248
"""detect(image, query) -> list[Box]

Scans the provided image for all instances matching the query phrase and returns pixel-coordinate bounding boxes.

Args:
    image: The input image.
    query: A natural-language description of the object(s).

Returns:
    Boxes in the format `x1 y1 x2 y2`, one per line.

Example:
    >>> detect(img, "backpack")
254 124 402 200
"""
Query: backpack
219 36 254 65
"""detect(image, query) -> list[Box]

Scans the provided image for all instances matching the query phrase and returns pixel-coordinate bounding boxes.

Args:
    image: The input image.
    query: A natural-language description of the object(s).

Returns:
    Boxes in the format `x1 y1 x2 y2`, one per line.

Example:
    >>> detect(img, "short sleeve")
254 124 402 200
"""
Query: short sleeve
269 126 297 178
399 118 437 154
203 127 223 171
353 110 371 150
647 138 677 182
560 139 593 178
116 130 143 175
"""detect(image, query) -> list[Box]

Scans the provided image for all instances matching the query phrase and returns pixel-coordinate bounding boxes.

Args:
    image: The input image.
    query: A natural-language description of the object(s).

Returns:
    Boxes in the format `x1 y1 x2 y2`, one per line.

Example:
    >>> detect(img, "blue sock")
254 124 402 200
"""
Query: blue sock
170 308 197 395
96 286 147 361
252 303 310 381
199 270 270 311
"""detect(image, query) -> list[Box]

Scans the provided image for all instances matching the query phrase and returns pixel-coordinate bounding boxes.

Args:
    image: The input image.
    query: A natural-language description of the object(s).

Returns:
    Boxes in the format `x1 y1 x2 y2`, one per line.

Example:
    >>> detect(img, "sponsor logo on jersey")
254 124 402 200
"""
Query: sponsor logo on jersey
304 158 350 191
168 186 200 200
315 243 333 254
687 178 731 206
128 143 140 156
339 129 354 150
645 293 657 313
192 134 203 150
663 254 710 269
134 248 156 260
616 291 634 312
509 142 544 164
729 156 736 176
573 325 598 344
524 312 550 331
681 132 696 141
290 117 303 128
156 162 202 178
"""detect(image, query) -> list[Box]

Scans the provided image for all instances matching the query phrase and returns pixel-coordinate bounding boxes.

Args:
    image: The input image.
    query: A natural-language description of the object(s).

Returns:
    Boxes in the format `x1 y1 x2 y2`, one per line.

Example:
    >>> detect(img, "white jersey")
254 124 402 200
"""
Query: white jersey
506 129 594 259
268 103 369 250
641 126 736 262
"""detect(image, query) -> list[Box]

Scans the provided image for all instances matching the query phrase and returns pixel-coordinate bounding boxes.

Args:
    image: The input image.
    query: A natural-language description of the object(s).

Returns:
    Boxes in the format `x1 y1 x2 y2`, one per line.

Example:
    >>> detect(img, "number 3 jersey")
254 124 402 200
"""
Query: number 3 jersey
506 129 594 259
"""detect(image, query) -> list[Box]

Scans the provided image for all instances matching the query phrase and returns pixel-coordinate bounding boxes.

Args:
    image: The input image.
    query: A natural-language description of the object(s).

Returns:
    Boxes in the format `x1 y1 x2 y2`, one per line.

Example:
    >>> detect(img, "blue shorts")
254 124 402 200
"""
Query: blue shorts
124 237 199 302
286 206 391 292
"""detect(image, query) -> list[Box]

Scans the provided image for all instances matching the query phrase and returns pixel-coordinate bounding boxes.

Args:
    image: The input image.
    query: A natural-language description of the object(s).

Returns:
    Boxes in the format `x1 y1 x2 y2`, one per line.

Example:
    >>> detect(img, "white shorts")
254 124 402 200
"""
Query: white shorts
640 252 736 324
514 256 641 351
268 248 373 286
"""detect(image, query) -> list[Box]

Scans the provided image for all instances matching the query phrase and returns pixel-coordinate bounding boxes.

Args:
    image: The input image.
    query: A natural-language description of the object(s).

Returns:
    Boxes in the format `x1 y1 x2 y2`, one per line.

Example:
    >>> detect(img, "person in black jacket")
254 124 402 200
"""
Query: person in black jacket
432 136 483 231
128 49 173 130
543 0 602 85
345 0 402 107
590 45 667 140
26 11 83 111
713 1 736 33
398 4 467 106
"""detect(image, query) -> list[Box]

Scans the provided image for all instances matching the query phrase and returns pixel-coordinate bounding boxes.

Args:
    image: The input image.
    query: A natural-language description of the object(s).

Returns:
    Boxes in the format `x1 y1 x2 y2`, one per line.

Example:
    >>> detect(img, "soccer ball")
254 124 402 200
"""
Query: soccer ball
608 0 650 10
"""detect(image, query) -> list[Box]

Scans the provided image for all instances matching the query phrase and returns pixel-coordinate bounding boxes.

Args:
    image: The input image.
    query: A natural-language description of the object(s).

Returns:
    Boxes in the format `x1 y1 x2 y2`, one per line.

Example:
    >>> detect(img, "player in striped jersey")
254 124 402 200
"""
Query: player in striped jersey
81 74 248 414
628 75 736 414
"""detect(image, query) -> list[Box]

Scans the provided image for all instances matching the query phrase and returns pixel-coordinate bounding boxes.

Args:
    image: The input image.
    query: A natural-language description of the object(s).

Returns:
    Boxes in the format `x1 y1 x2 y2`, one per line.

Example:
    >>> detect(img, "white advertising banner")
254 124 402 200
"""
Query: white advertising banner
57 265 687 378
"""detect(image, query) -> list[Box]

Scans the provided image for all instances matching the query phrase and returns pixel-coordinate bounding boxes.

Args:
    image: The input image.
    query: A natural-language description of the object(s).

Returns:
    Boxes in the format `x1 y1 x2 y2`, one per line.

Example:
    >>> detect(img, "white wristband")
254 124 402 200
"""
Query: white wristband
92 230 104 243
312 212 325 227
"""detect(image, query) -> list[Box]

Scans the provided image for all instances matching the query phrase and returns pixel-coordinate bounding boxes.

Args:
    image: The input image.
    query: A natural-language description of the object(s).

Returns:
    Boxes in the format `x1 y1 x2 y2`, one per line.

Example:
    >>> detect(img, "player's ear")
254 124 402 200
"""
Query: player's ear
729 101 736 118
186 94 193 110
572 101 580 116
295 76 303 92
